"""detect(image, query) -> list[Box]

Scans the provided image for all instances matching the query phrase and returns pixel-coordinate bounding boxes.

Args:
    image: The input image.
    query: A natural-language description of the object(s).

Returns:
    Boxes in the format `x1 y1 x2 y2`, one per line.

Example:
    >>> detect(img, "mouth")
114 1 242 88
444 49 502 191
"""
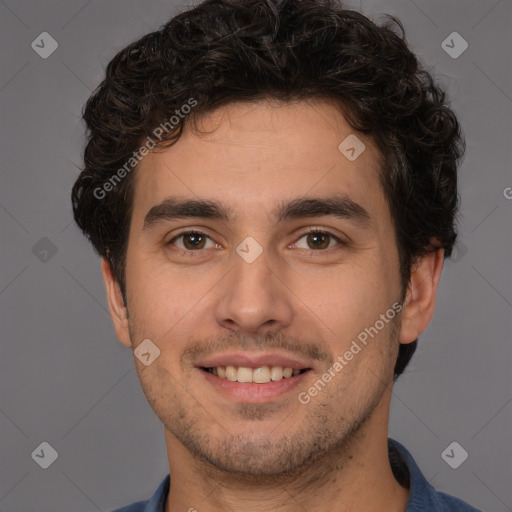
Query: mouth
200 365 310 383
194 353 315 402
195 354 314 403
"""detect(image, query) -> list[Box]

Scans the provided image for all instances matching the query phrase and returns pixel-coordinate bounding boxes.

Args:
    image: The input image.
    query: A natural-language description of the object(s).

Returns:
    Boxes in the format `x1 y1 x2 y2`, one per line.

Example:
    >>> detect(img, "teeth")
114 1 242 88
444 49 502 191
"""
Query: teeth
225 365 237 381
270 366 284 381
208 365 304 383
253 366 271 383
237 366 253 383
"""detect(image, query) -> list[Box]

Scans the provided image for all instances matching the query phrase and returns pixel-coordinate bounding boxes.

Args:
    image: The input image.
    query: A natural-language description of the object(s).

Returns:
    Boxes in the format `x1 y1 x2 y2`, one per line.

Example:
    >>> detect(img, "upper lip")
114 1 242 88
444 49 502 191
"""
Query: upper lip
195 352 313 370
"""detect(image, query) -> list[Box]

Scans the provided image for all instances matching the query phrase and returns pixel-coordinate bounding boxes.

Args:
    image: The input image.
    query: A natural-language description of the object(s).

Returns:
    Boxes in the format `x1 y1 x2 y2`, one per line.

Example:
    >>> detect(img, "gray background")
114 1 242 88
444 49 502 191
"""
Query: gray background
0 0 511 510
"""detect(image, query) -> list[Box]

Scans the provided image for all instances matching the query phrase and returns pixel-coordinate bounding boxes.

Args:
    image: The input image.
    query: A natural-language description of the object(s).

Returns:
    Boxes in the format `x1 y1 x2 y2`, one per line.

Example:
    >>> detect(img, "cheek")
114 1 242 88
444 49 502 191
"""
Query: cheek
290 265 401 377
295 260 393 324
125 255 223 352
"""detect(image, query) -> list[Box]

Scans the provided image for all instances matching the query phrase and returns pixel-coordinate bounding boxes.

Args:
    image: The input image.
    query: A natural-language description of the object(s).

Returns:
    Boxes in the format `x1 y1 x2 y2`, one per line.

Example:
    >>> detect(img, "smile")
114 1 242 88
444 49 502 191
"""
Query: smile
202 365 309 383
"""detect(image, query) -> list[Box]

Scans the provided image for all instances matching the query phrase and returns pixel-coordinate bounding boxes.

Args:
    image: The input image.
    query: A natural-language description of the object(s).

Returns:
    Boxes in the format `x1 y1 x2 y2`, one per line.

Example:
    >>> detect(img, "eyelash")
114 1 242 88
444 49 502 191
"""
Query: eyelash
167 228 345 254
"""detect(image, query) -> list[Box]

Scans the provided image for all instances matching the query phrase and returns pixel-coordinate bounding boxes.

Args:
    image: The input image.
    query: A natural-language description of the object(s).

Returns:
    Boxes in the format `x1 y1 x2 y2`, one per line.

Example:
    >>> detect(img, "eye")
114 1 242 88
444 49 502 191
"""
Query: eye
168 231 218 251
294 229 343 251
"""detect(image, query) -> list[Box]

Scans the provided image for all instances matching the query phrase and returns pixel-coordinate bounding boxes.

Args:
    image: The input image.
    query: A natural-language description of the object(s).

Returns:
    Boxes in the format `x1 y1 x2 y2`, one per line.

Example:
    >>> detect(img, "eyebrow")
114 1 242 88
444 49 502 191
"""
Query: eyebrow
143 197 233 230
142 195 371 231
273 196 371 227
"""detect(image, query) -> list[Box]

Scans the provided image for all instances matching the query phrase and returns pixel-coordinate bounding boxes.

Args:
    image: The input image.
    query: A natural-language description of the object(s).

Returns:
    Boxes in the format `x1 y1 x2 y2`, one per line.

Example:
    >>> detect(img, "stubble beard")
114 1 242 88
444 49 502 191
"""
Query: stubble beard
128 316 400 483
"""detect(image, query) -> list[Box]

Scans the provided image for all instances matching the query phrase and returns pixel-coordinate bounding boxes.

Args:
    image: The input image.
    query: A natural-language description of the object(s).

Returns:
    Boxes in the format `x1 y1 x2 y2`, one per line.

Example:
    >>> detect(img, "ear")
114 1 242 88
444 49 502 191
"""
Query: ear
399 248 444 344
101 257 132 348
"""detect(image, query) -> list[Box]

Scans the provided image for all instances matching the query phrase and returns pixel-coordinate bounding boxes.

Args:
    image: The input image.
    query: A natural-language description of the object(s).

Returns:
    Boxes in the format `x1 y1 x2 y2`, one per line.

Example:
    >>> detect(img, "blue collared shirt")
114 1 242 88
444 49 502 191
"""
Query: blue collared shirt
111 438 481 511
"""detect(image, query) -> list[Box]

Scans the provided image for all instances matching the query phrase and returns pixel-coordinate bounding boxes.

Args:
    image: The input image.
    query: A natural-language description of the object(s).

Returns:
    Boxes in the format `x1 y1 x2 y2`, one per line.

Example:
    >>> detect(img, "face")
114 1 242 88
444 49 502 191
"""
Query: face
106 99 421 476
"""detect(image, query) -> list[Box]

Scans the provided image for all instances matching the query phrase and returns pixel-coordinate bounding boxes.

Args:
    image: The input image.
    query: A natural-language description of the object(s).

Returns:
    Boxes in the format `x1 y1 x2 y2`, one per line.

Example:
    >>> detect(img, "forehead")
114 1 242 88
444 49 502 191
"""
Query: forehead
131 99 386 226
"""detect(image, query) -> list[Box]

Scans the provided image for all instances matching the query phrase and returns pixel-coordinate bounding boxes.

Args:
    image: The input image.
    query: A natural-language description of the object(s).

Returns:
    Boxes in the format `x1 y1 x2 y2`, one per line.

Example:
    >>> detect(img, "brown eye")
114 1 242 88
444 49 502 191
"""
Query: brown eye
182 233 206 250
169 231 215 251
295 230 342 251
306 232 330 250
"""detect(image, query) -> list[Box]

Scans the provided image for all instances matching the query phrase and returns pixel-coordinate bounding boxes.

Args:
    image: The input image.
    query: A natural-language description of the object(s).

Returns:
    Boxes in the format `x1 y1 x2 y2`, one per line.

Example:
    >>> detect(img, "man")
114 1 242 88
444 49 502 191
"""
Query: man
71 0 480 510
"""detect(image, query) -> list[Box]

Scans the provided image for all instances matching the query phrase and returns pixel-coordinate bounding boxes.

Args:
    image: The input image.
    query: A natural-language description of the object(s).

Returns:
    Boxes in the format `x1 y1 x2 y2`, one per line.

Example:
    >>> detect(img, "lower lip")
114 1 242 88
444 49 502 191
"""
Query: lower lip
197 368 310 402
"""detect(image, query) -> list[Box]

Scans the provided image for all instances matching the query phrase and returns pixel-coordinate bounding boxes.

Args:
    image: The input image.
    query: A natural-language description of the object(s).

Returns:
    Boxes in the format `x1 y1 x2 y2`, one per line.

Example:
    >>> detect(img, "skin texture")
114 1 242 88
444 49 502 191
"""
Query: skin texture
102 99 444 512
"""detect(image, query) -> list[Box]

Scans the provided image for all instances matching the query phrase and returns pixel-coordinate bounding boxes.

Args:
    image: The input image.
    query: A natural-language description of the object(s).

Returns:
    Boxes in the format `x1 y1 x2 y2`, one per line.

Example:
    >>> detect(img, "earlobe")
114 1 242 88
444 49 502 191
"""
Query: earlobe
101 257 132 348
399 248 445 345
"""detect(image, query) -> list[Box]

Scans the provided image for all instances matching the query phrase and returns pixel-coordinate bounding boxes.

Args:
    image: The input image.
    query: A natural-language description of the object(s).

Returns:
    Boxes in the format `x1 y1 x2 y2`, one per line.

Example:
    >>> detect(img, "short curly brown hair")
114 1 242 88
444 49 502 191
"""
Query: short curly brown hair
71 0 465 378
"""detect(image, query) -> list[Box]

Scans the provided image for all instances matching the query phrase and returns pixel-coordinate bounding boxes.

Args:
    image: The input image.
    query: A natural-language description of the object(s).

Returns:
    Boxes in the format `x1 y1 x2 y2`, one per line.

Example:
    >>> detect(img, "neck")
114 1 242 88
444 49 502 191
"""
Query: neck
164 393 409 512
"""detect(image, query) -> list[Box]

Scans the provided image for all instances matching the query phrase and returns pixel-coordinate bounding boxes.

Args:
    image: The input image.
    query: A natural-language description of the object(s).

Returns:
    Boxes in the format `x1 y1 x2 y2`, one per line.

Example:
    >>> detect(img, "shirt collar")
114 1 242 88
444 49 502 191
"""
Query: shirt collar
388 438 453 511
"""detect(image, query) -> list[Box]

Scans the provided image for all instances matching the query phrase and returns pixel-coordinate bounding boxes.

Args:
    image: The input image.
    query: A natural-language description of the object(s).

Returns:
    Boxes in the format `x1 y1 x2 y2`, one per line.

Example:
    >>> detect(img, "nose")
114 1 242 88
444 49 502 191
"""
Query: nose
213 248 294 336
